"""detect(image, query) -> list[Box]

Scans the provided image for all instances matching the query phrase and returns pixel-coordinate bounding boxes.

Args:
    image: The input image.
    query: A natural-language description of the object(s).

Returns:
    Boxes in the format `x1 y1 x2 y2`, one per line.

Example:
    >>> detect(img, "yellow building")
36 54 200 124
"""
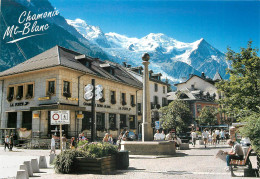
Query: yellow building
0 46 142 139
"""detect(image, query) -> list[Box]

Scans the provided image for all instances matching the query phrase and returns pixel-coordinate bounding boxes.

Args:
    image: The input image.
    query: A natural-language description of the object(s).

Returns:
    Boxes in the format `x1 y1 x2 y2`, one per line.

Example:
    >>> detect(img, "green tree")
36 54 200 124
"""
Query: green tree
198 106 218 127
216 41 260 116
165 77 172 93
239 109 260 155
159 100 192 133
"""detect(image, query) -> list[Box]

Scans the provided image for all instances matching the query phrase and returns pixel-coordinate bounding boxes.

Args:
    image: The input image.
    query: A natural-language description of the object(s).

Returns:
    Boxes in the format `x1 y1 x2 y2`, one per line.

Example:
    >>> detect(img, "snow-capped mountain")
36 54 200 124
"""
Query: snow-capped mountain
67 18 230 82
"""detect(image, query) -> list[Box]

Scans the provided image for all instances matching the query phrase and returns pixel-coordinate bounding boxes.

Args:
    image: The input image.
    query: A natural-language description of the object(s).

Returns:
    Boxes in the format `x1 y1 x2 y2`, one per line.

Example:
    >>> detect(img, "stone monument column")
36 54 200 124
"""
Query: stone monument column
142 53 153 141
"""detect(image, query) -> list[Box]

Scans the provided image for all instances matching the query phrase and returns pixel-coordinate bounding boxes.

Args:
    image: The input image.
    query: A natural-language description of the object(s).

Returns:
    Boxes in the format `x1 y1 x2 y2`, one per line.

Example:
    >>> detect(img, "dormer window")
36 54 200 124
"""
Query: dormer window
100 63 115 75
85 61 91 68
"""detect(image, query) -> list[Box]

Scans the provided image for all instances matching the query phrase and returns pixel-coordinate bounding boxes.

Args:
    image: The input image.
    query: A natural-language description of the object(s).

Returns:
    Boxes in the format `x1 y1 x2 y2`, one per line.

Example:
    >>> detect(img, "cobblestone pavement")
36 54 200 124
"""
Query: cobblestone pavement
0 144 258 179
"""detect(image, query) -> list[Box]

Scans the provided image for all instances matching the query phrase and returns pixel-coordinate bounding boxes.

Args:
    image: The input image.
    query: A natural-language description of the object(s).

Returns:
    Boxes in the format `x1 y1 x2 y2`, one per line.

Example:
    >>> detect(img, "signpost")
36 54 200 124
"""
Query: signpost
51 110 70 151
155 121 160 130
84 79 103 142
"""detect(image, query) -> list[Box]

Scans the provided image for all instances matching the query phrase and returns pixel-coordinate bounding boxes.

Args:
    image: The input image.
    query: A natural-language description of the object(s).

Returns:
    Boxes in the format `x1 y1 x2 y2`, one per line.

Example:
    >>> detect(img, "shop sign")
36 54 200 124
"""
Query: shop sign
84 84 103 100
10 101 29 107
38 96 50 100
83 102 111 108
51 110 70 125
68 97 78 101
155 121 160 130
119 107 131 111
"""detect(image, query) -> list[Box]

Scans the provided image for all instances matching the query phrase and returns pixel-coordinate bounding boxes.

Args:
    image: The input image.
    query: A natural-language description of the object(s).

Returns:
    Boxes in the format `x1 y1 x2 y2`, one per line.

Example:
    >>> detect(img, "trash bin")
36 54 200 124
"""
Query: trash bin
117 150 129 170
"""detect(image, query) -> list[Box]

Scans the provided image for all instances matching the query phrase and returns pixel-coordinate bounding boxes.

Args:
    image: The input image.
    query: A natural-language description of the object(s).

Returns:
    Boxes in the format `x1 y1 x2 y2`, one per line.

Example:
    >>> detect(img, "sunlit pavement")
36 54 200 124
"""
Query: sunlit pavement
0 144 257 179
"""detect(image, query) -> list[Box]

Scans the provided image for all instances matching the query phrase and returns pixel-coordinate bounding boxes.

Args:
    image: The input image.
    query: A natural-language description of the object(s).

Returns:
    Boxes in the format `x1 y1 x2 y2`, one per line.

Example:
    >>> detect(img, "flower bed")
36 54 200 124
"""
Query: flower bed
54 142 119 174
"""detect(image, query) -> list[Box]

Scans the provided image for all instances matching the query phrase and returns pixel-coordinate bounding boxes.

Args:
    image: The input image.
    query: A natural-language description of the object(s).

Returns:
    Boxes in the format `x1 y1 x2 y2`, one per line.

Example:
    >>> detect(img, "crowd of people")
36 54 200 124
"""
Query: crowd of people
50 132 88 154
202 128 229 148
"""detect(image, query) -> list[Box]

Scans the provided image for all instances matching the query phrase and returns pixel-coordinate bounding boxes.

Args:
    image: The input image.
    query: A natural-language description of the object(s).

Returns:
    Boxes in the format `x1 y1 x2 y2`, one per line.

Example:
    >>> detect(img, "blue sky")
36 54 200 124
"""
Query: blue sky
49 0 259 53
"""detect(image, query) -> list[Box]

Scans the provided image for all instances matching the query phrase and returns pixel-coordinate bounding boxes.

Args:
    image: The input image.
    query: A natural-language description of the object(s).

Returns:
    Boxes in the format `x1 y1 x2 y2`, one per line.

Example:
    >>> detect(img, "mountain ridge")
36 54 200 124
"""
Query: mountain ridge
66 18 230 82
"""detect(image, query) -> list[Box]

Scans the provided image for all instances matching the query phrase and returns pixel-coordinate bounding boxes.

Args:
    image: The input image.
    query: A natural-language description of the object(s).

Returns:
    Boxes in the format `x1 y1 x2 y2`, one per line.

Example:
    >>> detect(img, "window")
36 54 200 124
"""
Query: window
109 113 117 129
26 84 34 99
7 87 14 101
121 93 126 105
129 115 135 129
110 91 116 104
16 85 23 100
120 114 127 128
85 61 91 68
138 103 142 115
47 81 55 95
99 89 105 102
154 96 158 105
130 95 135 107
154 83 158 92
162 98 168 107
96 113 105 131
63 81 71 97
163 86 165 94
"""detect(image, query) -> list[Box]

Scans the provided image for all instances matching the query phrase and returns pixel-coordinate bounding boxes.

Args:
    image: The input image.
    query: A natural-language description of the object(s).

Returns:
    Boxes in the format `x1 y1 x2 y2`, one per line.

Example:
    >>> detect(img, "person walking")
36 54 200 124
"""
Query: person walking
208 131 213 146
4 135 9 151
215 128 220 144
212 130 217 146
191 130 197 147
50 135 56 154
224 139 244 171
220 129 225 144
117 132 124 151
9 134 14 151
202 129 209 148
61 134 67 151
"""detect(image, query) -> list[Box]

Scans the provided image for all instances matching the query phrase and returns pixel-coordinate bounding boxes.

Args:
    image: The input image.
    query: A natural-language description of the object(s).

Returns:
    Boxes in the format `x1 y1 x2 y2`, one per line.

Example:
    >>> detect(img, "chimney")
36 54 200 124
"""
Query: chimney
122 62 127 67
127 65 131 68
201 72 206 79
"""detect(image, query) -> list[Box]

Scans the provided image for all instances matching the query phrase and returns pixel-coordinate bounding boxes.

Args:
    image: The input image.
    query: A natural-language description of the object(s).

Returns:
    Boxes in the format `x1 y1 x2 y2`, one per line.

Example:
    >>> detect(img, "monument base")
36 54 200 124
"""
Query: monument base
121 141 176 155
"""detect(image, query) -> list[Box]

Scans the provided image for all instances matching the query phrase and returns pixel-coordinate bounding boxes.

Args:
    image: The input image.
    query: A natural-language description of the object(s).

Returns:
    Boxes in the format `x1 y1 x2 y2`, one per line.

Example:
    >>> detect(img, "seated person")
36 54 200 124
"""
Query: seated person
174 136 182 148
154 130 161 140
165 132 173 141
224 139 244 171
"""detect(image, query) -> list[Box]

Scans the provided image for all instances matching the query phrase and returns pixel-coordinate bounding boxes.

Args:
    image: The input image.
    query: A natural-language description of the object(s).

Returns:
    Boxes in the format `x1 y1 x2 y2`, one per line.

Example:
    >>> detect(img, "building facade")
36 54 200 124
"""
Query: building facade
167 72 225 127
0 46 143 139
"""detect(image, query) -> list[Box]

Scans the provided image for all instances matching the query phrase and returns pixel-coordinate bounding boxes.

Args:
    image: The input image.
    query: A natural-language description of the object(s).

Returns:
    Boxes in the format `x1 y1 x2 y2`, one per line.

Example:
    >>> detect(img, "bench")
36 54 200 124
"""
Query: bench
229 146 253 177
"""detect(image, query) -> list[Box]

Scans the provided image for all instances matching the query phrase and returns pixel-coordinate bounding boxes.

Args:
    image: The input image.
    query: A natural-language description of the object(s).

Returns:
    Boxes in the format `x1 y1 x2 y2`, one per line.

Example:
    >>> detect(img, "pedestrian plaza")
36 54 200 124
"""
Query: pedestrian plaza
0 143 257 179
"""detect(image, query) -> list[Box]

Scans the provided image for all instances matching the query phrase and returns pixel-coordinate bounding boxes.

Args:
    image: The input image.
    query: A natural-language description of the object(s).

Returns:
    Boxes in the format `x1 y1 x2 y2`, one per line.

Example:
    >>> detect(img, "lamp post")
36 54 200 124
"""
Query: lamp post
142 53 153 141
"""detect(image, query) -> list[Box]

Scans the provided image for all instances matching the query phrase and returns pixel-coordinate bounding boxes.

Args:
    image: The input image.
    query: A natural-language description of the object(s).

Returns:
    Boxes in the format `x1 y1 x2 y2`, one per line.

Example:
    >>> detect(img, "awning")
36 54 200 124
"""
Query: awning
30 104 86 111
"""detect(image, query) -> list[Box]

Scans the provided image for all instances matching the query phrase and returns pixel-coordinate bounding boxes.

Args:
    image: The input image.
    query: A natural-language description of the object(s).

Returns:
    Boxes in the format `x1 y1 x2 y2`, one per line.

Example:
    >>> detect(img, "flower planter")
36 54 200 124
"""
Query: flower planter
75 156 116 174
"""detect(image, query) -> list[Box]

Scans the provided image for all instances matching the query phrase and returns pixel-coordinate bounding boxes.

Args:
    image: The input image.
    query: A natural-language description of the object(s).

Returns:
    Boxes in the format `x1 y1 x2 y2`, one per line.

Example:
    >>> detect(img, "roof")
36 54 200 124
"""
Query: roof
0 46 95 77
174 74 215 86
0 45 143 89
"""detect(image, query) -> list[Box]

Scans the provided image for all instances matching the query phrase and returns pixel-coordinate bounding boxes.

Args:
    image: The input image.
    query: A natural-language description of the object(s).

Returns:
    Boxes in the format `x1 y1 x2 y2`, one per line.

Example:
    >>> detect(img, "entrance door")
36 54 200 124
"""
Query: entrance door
82 111 91 130
7 112 17 128
22 111 32 130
